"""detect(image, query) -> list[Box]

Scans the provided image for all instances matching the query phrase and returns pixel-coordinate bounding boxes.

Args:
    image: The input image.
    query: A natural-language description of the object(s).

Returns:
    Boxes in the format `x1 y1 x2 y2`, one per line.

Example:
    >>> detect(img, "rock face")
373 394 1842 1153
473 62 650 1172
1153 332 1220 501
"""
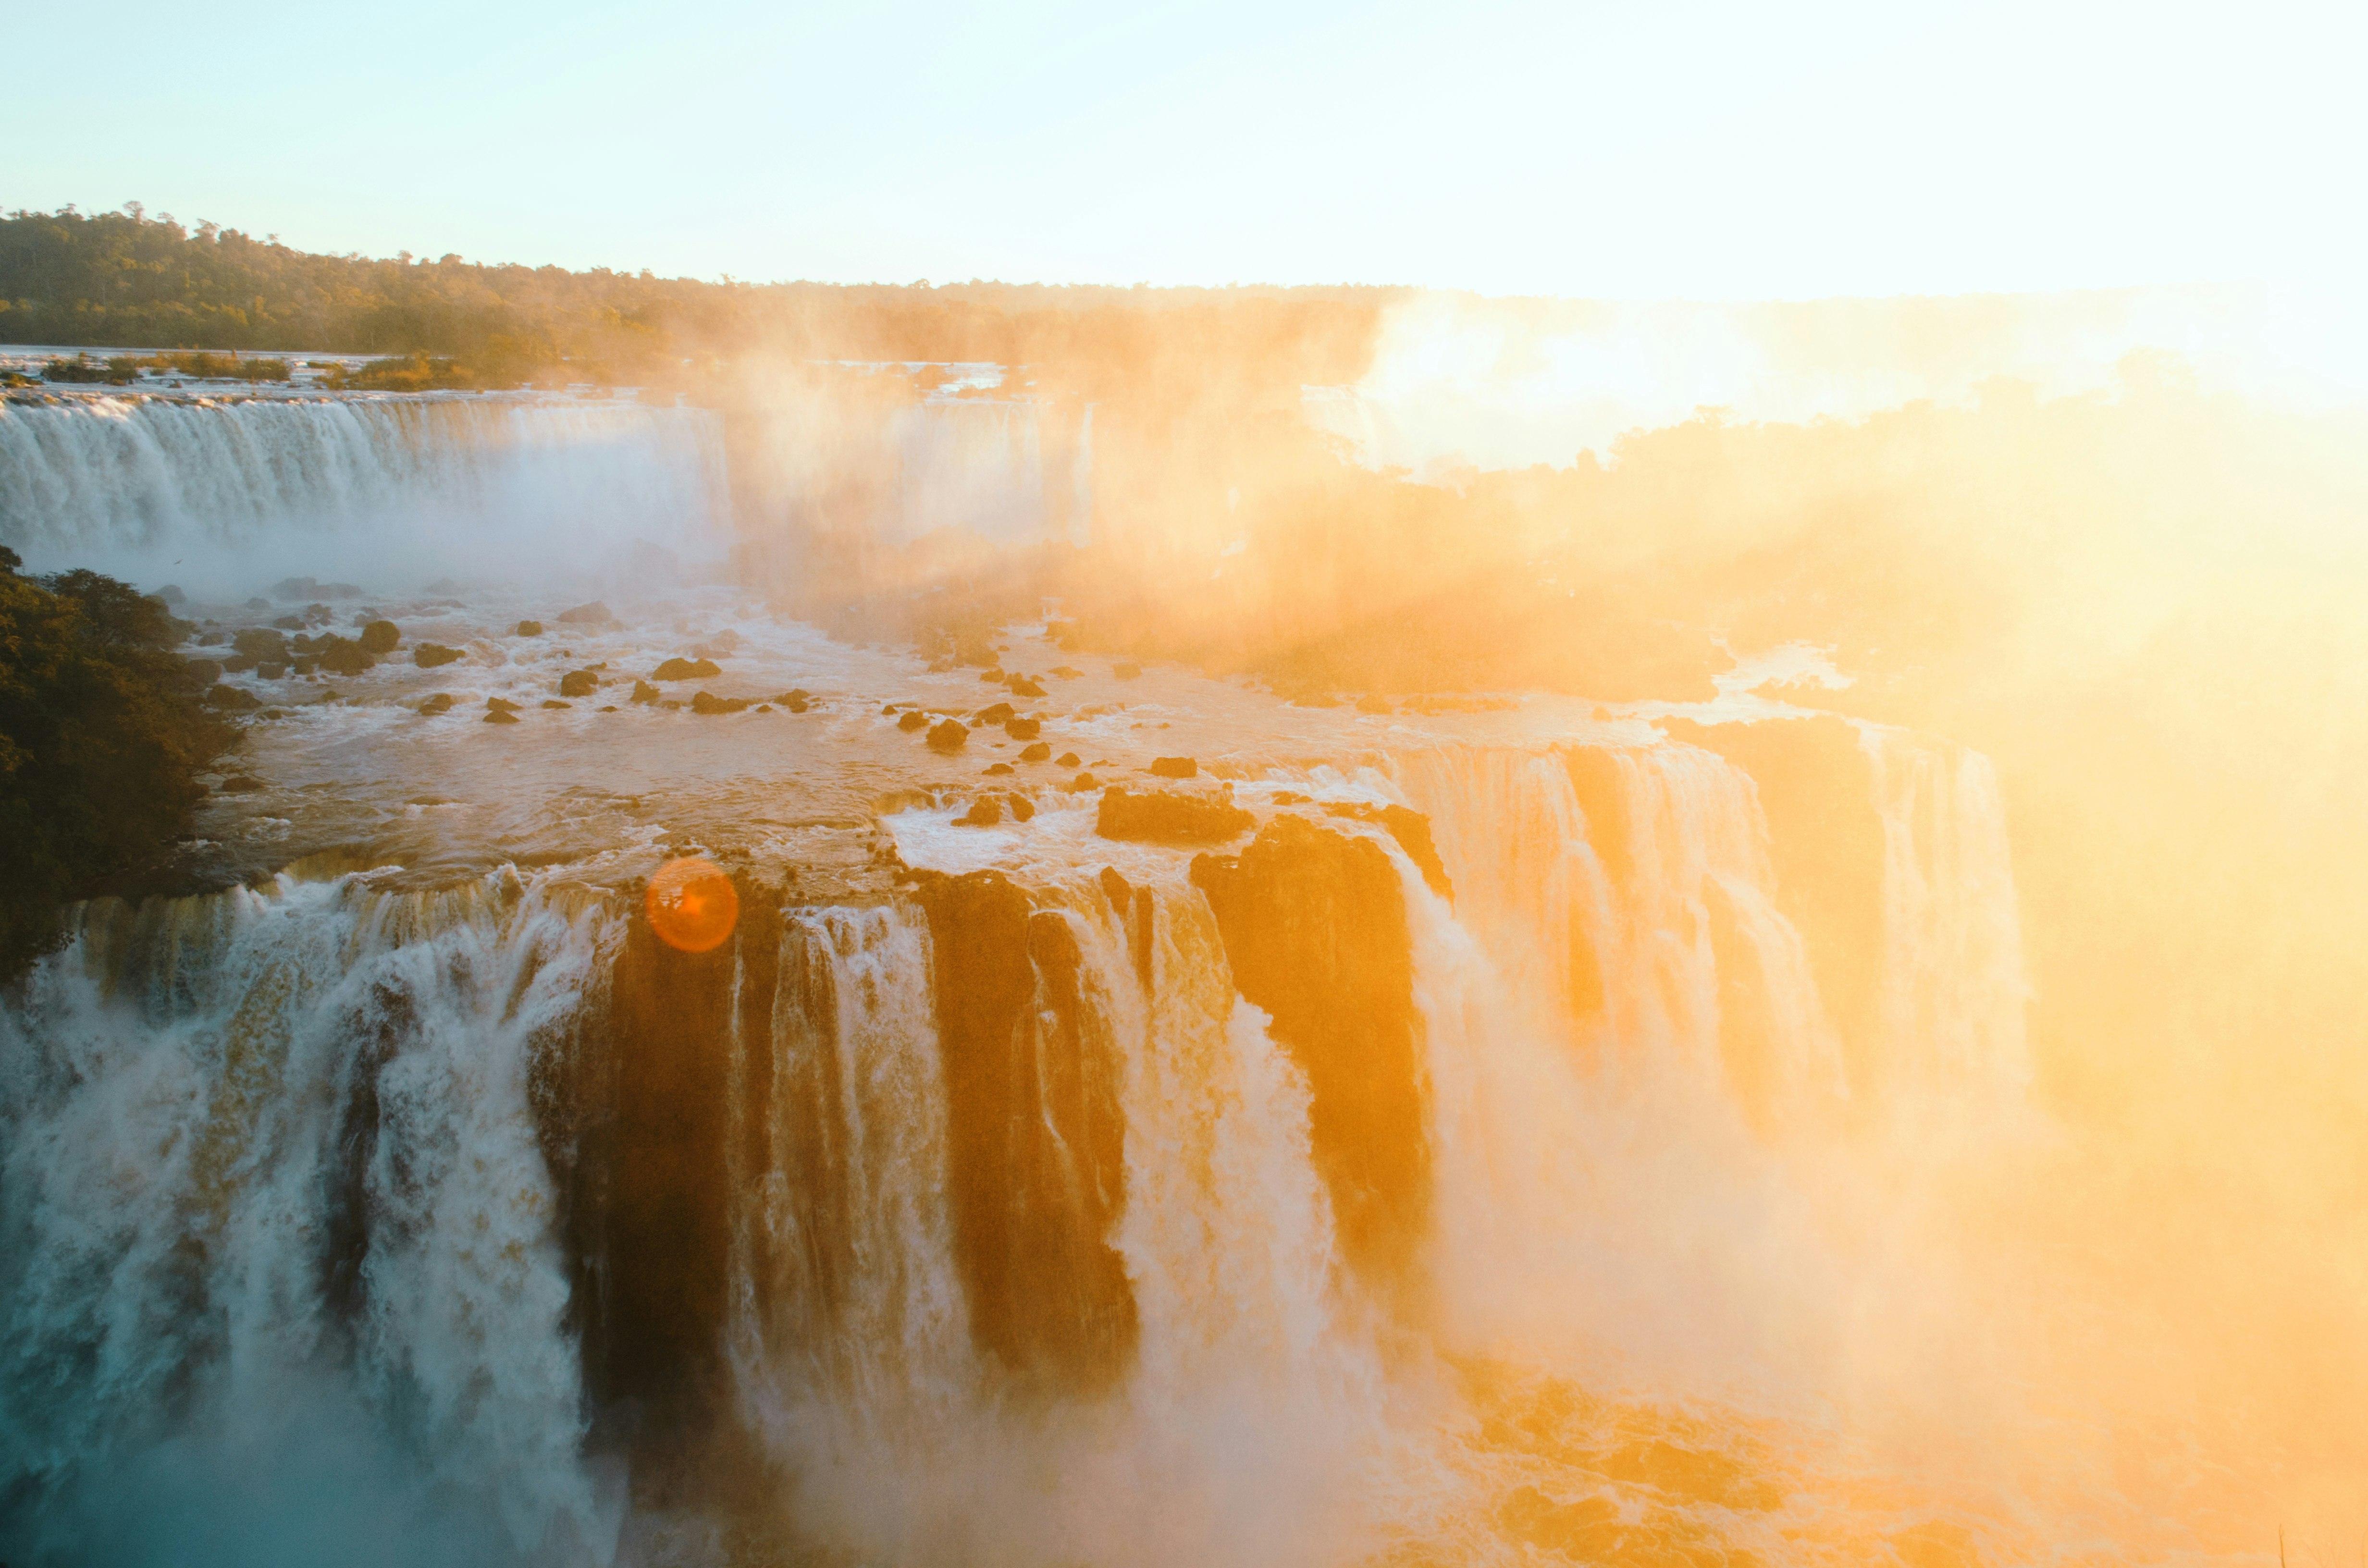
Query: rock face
927 718 970 752
559 669 599 698
1096 785 1253 845
1192 817 1431 1293
358 620 401 655
652 657 722 682
910 872 1136 1389
412 644 464 669
1149 756 1198 779
1321 802 1454 900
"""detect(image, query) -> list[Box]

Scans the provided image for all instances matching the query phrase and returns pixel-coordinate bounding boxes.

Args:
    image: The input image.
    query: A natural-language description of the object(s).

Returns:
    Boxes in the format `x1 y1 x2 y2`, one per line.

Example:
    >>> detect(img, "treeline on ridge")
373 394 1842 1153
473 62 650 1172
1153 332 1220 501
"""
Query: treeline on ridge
0 204 1393 392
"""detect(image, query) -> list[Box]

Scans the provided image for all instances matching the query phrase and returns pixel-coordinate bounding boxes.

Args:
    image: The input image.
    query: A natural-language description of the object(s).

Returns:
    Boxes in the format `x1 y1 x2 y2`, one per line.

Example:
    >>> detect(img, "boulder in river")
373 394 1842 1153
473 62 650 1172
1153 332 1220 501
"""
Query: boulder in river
984 763 1014 775
1095 784 1253 844
256 662 286 680
232 628 290 662
973 701 1016 726
316 637 376 676
484 709 520 724
958 796 1004 827
515 620 544 637
419 693 455 714
1005 717 1042 741
203 684 261 712
652 657 722 681
1019 742 1052 763
1007 794 1036 822
1149 756 1198 779
358 620 401 655
927 718 970 752
541 699 571 710
691 690 750 715
1056 752 1081 768
631 680 660 705
1007 675 1048 698
559 669 599 698
487 696 522 713
557 601 612 624
413 644 464 669
897 710 930 732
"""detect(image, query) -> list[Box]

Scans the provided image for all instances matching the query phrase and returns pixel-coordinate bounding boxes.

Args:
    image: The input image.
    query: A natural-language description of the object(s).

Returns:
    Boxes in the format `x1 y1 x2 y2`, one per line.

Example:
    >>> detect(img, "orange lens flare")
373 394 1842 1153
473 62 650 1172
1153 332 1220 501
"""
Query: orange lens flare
646 856 739 953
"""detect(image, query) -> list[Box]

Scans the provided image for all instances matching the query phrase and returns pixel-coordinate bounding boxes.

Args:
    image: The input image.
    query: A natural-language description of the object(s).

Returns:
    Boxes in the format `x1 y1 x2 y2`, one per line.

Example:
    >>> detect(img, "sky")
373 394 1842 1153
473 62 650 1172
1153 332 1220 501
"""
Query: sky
9 0 2363 299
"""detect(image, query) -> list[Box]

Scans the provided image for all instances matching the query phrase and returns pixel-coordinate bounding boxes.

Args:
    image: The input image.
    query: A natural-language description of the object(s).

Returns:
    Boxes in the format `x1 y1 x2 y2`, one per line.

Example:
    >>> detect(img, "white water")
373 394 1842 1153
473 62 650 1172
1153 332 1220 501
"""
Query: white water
0 394 728 597
0 870 622 1566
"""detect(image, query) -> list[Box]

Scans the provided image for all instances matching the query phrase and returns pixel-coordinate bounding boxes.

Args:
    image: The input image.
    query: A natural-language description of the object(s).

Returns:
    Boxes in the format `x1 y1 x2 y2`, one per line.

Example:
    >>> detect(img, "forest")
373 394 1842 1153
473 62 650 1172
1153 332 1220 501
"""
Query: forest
0 204 1393 392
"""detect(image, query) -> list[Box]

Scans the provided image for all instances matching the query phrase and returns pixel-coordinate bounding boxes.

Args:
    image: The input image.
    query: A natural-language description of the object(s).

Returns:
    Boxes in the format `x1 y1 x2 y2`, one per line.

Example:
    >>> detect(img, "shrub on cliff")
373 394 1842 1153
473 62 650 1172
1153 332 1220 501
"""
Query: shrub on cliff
0 549 233 980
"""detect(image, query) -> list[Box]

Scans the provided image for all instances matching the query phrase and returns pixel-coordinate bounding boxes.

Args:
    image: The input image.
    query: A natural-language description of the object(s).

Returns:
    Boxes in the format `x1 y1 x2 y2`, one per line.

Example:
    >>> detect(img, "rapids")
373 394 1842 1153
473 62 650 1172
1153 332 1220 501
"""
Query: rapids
0 387 2245 1565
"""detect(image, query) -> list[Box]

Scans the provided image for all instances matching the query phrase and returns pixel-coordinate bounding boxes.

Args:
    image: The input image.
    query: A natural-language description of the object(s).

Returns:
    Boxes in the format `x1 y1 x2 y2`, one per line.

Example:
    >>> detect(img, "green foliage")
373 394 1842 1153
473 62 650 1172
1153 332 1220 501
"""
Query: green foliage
0 549 234 981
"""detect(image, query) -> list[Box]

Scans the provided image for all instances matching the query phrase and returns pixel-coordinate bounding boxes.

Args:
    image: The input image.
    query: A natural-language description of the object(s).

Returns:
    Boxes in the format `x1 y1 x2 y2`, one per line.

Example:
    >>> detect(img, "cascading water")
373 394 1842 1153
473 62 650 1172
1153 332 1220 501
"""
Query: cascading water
0 869 622 1566
0 395 729 594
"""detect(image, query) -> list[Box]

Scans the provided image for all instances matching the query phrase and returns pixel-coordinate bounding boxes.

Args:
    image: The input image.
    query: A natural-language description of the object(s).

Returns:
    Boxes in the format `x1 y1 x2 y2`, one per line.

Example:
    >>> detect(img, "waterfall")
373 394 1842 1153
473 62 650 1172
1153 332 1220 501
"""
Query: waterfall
0 870 623 1566
0 395 729 596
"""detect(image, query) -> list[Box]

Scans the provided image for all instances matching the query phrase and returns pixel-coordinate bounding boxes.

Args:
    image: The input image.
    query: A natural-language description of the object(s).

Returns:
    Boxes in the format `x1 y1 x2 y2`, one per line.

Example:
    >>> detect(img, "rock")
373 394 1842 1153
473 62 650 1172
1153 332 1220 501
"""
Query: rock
1007 675 1048 698
691 690 750 715
203 684 261 711
485 709 520 724
557 601 612 624
958 796 1004 827
1051 666 1083 679
980 669 1007 683
412 644 464 669
927 718 969 752
1095 785 1253 845
1192 817 1429 1290
881 704 900 716
1356 694 1393 714
196 630 224 647
1019 742 1052 763
419 693 455 714
185 658 223 684
217 774 265 793
256 662 286 680
1008 794 1036 822
1056 752 1081 768
774 691 810 712
897 710 929 732
631 679 660 705
155 585 186 606
358 620 401 654
541 699 572 710
1064 772 1098 793
272 614 305 631
1322 803 1455 900
487 696 522 713
559 669 599 698
317 637 376 676
652 657 722 681
232 628 290 662
1149 756 1198 779
973 701 1016 726
291 657 316 676
984 763 1014 776
1005 717 1042 741
516 620 544 637
1113 662 1142 680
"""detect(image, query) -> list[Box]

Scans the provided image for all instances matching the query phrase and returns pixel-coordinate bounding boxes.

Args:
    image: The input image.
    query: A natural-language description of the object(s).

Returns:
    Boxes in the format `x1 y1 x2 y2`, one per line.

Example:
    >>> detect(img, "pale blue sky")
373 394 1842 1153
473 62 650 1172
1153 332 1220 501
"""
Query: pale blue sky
10 0 2360 297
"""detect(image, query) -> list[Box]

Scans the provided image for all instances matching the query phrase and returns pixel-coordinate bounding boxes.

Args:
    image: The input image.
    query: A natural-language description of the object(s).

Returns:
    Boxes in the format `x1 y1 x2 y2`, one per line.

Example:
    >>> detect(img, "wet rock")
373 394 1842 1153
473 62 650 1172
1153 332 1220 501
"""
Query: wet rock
772 690 810 712
1149 756 1198 779
1113 661 1142 680
557 601 612 624
631 679 660 705
217 774 266 793
691 690 749 715
1322 803 1454 900
1007 675 1047 698
203 684 260 711
974 701 1016 726
1056 751 1081 768
958 796 1004 826
984 763 1014 776
272 614 306 631
652 657 722 681
1064 772 1098 793
256 662 286 680
980 668 1007 683
1051 666 1083 679
1019 742 1052 763
195 630 224 647
232 628 290 662
515 620 544 637
1005 717 1042 741
358 620 401 655
559 669 599 698
1095 784 1253 845
1192 816 1429 1291
154 584 186 606
317 637 376 677
412 643 464 669
291 657 316 676
897 710 929 732
541 699 572 710
418 693 455 714
484 709 520 724
927 718 970 752
881 704 900 715
1007 794 1036 822
185 658 223 684
487 696 522 713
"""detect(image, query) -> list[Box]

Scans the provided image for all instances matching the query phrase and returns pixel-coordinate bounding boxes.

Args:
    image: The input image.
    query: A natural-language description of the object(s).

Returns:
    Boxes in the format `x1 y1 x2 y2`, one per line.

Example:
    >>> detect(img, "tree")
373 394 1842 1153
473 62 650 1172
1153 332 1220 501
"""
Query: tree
0 548 234 980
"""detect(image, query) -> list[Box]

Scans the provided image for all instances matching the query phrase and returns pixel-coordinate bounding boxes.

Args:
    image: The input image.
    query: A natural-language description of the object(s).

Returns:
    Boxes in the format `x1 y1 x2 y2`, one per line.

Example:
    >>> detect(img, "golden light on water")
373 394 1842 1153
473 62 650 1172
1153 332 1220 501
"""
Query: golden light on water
646 856 739 953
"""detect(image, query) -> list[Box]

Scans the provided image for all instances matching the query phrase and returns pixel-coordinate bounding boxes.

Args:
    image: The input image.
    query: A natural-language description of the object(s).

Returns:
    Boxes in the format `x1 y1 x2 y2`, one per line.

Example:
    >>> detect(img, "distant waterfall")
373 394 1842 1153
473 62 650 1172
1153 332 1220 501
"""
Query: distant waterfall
0 395 729 596
0 871 623 1566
